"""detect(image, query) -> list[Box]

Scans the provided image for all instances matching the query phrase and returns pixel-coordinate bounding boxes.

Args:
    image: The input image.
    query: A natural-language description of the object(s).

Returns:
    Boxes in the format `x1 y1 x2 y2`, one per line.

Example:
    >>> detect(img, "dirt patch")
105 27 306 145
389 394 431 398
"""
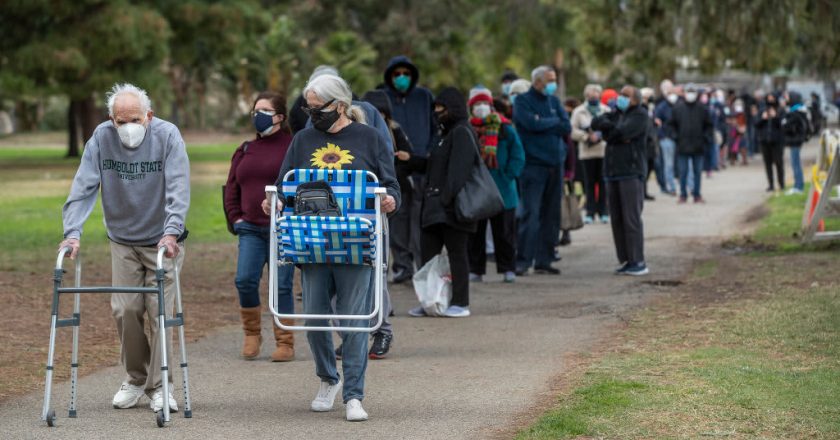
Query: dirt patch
0 242 302 403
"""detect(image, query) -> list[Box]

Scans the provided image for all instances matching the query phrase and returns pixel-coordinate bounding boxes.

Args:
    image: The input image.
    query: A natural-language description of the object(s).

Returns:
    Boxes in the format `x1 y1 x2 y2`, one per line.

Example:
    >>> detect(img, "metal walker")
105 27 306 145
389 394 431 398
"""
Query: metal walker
42 246 193 428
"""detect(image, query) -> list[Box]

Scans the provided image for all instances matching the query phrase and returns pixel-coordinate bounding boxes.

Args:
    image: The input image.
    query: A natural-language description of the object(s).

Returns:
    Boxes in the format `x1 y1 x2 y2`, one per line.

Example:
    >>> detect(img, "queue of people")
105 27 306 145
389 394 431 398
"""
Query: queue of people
56 63 820 423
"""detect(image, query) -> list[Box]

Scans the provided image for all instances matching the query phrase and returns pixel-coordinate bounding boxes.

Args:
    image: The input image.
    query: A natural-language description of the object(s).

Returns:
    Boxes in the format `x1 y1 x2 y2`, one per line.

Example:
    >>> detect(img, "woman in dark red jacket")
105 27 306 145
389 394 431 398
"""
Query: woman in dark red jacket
224 92 295 362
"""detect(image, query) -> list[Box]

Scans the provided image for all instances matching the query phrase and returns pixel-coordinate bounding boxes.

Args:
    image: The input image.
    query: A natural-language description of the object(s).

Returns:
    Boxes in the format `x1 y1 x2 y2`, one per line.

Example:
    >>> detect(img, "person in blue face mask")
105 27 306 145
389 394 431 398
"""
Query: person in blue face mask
511 65 571 276
223 91 297 362
591 85 651 277
382 55 437 285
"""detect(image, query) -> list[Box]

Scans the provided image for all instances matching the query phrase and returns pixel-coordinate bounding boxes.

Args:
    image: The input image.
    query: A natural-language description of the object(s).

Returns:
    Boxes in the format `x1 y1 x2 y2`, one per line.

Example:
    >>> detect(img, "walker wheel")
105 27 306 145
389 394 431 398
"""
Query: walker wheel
46 409 56 427
156 410 165 428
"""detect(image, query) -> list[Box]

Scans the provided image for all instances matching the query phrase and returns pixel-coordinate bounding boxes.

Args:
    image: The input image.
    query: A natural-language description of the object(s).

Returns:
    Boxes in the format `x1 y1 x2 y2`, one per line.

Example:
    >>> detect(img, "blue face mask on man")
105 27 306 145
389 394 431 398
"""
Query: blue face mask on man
502 83 512 97
393 74 411 93
543 81 558 96
616 95 631 112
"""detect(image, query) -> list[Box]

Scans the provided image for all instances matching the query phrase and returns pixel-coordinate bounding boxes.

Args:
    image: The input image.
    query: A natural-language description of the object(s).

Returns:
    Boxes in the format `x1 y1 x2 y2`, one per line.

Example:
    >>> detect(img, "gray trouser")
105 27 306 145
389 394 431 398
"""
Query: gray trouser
389 175 426 275
110 241 184 394
607 178 645 264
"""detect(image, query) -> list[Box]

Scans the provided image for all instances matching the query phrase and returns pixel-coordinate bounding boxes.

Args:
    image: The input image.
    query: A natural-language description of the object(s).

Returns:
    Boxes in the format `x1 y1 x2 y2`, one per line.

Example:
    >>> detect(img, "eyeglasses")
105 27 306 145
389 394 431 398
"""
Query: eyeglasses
251 109 276 117
300 99 335 116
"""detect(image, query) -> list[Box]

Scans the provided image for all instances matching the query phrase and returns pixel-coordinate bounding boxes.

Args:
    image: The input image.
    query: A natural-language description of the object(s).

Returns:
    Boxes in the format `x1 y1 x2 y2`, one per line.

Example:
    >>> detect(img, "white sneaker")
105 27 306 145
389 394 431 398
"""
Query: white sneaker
443 305 471 318
310 379 342 412
345 399 368 421
112 382 145 409
150 386 178 412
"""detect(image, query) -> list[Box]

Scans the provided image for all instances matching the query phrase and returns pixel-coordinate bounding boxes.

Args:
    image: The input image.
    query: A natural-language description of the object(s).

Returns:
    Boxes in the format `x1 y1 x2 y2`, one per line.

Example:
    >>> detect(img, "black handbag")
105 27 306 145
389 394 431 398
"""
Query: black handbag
454 149 504 223
292 181 342 217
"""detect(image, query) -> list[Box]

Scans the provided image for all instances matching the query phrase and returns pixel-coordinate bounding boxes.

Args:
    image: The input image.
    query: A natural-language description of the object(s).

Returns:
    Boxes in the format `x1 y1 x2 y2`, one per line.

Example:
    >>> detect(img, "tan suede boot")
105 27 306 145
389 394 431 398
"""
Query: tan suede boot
240 306 262 360
270 319 295 362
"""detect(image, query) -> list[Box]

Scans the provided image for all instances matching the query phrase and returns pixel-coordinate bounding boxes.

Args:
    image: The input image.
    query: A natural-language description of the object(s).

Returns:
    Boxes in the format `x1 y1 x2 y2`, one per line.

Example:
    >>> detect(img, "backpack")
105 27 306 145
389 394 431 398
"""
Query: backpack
292 181 342 217
782 111 809 145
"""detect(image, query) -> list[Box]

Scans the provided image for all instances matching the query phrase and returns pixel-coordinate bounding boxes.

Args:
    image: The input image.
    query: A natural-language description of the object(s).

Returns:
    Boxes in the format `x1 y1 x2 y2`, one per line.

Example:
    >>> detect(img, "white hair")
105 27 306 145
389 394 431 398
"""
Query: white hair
308 65 339 83
106 83 151 117
509 79 531 96
303 74 366 124
531 65 554 83
583 84 602 97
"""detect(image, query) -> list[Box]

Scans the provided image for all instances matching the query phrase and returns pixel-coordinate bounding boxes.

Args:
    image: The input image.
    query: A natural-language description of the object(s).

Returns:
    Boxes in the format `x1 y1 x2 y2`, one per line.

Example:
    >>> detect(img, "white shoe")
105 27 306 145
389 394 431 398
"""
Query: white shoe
310 379 342 412
443 305 471 318
113 382 145 409
345 399 368 421
150 386 178 413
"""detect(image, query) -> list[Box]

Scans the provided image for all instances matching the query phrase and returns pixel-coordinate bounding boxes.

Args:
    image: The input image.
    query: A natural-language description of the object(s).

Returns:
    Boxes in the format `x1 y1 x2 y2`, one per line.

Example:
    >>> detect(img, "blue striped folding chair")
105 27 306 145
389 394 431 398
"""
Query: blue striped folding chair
264 169 386 332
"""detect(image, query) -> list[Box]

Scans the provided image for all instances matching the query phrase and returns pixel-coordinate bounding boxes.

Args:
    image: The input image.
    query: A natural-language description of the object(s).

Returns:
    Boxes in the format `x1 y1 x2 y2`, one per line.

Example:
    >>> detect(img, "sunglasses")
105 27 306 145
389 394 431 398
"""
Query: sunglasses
392 71 411 78
300 99 335 116
250 109 276 117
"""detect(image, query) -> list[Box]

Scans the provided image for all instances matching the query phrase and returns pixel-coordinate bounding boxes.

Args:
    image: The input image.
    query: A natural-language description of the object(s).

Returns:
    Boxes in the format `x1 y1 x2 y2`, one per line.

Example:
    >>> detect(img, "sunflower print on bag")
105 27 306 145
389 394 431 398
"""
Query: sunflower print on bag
310 143 355 170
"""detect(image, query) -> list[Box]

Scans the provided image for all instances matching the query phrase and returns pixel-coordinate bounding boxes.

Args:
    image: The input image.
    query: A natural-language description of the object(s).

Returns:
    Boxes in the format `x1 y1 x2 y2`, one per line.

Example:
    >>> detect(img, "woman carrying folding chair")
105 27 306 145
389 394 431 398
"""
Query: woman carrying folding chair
262 74 399 421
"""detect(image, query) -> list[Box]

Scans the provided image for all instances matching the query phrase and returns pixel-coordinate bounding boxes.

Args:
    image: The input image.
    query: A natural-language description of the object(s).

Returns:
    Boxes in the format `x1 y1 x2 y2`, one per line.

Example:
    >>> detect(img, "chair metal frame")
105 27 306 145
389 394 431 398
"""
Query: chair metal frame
41 246 193 428
265 169 386 333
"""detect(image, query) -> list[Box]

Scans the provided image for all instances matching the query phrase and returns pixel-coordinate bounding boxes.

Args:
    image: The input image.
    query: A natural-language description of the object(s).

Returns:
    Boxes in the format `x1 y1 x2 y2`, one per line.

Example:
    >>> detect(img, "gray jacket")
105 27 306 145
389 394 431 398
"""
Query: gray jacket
62 118 190 246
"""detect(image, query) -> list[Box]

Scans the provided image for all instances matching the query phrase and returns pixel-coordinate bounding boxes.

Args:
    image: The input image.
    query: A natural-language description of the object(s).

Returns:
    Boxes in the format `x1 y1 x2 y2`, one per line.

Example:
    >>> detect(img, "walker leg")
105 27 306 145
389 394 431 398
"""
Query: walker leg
173 265 192 418
156 268 170 427
68 292 80 418
42 269 62 426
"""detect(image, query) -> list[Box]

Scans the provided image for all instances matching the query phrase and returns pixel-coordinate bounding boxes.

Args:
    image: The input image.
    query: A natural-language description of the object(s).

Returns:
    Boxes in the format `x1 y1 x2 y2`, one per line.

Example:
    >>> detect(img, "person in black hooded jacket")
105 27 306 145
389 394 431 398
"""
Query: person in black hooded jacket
756 93 785 192
405 87 479 318
591 85 650 276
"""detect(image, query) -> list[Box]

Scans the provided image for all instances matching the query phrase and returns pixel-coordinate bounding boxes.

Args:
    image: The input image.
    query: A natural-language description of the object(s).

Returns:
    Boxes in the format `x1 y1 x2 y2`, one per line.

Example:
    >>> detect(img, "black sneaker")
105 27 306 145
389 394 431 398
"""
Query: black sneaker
392 271 413 284
514 266 529 276
534 265 560 275
335 344 342 360
368 333 392 360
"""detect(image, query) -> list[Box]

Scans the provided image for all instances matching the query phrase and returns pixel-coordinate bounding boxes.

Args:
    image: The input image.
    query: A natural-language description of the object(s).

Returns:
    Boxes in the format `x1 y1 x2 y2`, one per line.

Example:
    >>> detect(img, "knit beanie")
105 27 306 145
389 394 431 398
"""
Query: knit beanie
468 86 493 108
601 88 618 106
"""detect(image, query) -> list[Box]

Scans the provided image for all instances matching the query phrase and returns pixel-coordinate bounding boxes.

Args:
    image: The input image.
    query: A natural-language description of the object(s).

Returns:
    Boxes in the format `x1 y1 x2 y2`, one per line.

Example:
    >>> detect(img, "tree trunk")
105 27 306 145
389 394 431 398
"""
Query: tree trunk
554 48 566 99
79 96 102 146
67 100 80 158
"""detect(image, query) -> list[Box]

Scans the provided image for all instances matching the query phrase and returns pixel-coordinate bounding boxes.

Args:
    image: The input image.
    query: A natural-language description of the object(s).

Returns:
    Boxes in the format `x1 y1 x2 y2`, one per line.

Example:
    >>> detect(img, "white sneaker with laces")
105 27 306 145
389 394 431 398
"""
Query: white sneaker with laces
345 399 368 421
150 386 178 412
113 382 145 409
310 379 342 412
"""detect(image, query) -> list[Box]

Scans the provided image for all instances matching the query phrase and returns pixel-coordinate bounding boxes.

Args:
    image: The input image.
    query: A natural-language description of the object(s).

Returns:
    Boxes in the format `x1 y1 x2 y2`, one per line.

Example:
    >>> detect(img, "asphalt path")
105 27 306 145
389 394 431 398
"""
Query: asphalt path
2 140 807 439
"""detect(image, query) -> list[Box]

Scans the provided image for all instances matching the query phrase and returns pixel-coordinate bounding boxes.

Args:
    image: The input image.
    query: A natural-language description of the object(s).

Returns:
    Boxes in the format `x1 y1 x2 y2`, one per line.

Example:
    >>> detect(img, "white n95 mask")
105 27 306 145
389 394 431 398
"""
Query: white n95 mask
117 122 147 149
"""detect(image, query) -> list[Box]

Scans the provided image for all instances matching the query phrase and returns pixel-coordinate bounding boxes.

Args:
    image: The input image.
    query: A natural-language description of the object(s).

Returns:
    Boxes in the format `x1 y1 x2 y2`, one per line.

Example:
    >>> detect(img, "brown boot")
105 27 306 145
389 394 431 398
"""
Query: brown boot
270 319 295 362
240 306 262 360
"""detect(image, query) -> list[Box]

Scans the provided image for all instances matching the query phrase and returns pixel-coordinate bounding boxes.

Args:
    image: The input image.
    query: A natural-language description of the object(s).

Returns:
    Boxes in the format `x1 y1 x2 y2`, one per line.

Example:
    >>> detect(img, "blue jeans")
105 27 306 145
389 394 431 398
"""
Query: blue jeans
302 264 373 403
516 163 563 269
659 138 676 192
234 221 294 313
790 146 804 190
677 154 704 198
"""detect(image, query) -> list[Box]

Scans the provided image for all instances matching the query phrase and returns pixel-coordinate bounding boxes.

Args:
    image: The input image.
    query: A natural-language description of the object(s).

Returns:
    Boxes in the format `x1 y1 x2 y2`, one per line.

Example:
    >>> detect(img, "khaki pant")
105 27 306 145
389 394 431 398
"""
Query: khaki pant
110 241 185 394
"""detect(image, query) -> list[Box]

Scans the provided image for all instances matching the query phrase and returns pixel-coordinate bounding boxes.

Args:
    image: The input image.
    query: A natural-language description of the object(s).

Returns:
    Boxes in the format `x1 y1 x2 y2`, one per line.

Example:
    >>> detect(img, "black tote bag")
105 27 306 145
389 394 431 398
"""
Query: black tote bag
454 151 505 223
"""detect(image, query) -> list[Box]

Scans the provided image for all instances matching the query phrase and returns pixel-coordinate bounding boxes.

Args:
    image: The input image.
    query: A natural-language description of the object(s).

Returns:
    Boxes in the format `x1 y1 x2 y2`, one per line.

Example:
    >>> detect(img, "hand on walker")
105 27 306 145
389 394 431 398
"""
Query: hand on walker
58 238 80 259
261 197 284 216
381 195 396 214
158 234 180 258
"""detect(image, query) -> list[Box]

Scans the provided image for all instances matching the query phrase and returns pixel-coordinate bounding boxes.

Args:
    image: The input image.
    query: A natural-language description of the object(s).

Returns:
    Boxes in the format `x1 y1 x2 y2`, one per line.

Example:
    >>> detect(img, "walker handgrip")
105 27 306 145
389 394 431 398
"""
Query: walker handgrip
56 247 74 270
156 246 167 270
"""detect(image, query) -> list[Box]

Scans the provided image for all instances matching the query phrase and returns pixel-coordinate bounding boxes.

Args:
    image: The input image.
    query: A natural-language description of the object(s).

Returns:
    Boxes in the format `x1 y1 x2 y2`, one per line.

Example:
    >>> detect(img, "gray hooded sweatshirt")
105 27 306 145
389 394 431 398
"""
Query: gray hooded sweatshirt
62 118 190 246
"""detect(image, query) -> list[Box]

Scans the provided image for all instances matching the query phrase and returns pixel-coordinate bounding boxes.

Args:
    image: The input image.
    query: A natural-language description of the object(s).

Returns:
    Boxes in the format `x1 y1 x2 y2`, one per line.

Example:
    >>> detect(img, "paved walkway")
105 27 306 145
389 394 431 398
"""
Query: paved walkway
2 141 812 439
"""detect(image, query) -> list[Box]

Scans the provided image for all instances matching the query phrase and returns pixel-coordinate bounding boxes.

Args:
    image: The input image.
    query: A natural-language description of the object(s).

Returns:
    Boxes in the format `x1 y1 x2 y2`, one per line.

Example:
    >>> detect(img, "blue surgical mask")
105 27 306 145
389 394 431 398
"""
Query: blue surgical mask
510 95 517 105
543 81 557 96
616 95 631 111
253 110 276 135
502 83 512 96
393 74 411 93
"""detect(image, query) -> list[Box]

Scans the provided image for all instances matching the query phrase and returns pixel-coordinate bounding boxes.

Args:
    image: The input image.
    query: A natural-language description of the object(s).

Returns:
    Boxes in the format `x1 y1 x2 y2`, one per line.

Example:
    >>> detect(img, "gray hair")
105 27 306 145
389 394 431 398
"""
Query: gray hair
308 65 339 83
509 79 531 96
106 83 151 117
531 65 554 82
583 84 602 97
303 74 366 124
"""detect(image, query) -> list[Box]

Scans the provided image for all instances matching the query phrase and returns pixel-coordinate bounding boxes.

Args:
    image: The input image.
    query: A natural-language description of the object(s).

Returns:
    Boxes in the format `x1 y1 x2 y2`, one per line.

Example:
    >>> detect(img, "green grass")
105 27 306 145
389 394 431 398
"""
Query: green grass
518 279 840 439
751 184 840 251
0 143 238 268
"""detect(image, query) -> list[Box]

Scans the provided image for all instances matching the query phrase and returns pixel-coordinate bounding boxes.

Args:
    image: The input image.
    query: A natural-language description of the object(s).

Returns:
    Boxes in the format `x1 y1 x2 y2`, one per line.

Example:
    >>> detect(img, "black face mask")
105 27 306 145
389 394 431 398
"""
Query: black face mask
311 108 341 132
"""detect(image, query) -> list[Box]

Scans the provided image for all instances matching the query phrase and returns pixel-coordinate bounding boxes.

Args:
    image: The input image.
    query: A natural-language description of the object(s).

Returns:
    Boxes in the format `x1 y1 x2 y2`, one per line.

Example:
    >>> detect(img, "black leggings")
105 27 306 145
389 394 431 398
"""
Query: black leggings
421 225 470 307
761 142 785 190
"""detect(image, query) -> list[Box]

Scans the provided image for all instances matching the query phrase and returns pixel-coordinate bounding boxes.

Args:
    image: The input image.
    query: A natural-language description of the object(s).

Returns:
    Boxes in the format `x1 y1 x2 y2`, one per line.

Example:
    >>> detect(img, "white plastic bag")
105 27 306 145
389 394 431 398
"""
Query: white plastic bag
412 253 451 317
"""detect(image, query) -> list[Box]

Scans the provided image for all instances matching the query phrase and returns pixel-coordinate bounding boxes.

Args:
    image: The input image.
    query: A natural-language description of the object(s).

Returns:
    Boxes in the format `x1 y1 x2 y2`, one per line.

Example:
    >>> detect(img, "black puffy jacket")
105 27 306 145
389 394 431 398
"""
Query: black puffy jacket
591 104 649 179
669 101 712 155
